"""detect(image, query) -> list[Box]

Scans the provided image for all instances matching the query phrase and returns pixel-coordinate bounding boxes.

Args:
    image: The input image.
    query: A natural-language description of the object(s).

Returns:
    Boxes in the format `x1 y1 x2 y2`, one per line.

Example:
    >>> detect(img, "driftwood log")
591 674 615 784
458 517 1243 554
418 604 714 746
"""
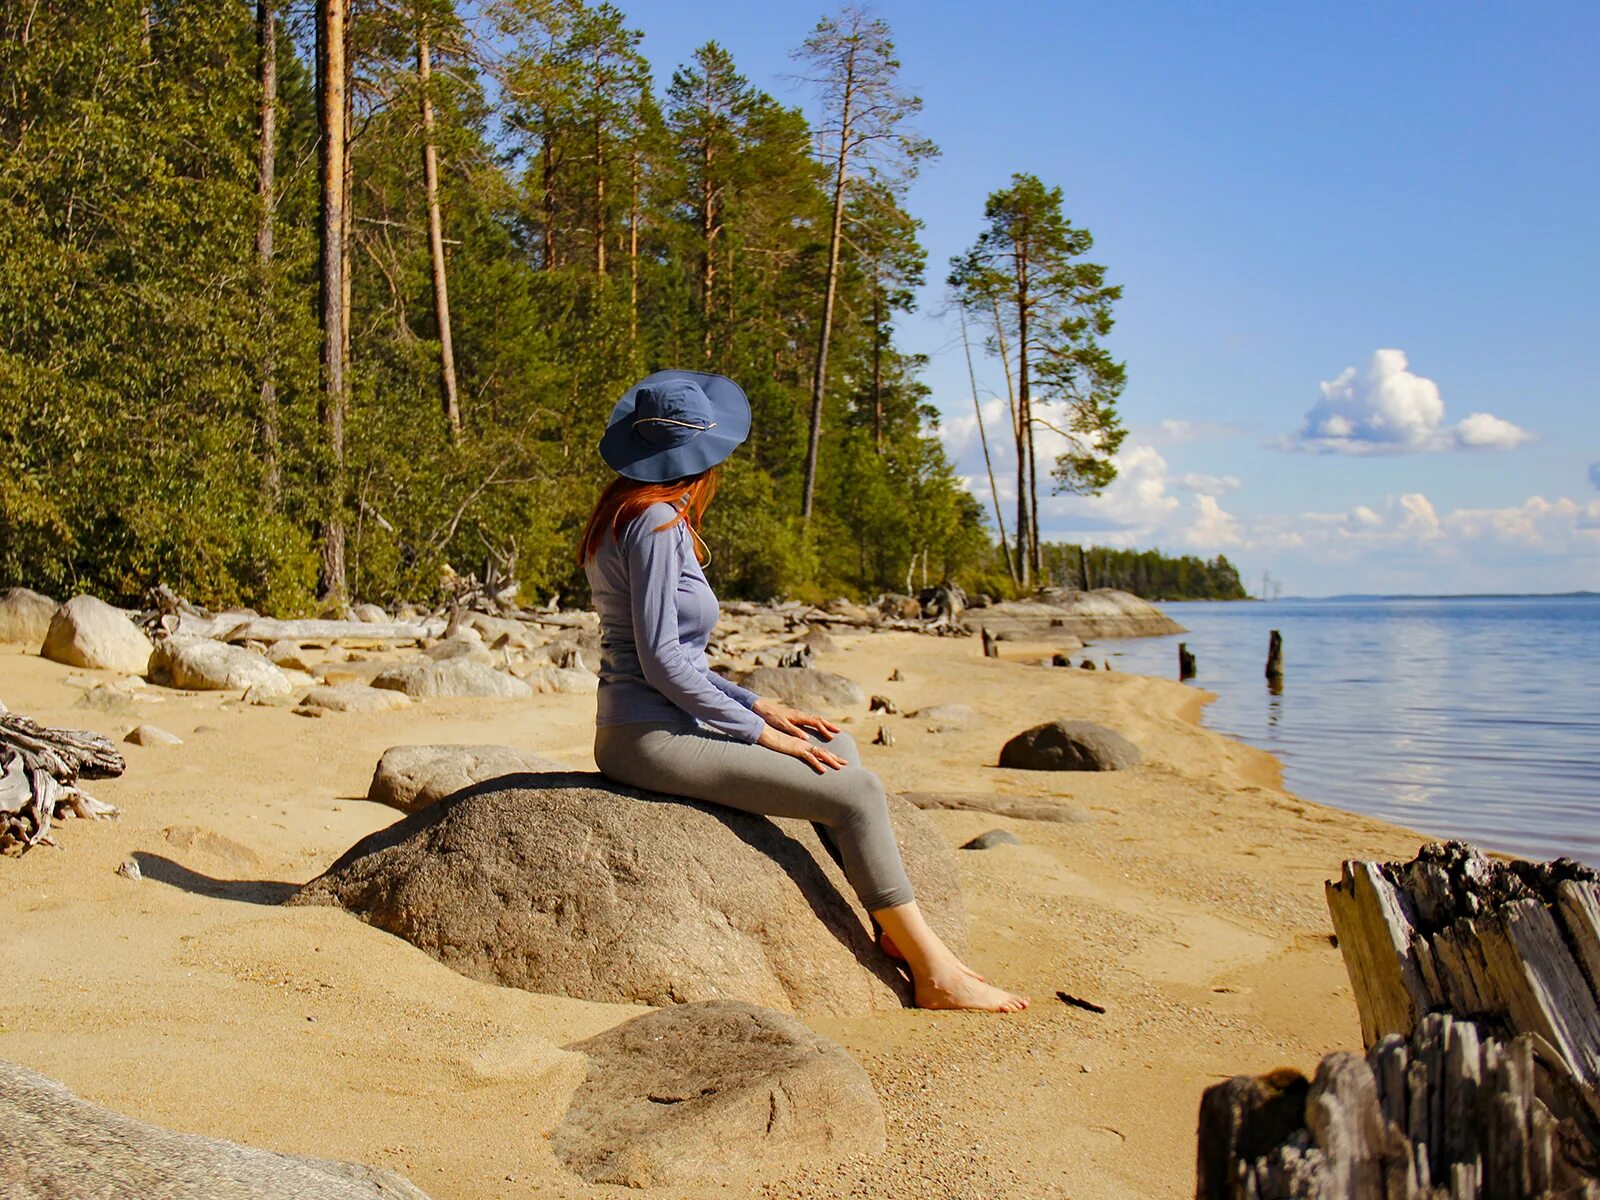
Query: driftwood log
0 714 124 854
1197 1013 1600 1199
1326 842 1600 1137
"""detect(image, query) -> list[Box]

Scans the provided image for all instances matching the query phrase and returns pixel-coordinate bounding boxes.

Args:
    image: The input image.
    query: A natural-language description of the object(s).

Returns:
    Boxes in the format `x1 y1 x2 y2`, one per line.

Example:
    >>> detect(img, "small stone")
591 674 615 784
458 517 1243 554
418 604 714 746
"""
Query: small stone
872 725 895 747
961 830 1021 851
1079 659 1096 670
125 724 182 747
887 668 904 681
868 695 898 714
115 860 142 881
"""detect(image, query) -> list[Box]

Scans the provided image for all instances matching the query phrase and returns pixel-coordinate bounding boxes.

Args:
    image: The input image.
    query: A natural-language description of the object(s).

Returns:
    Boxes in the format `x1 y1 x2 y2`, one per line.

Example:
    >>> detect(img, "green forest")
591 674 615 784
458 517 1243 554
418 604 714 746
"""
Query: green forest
1036 543 1249 602
0 0 1215 612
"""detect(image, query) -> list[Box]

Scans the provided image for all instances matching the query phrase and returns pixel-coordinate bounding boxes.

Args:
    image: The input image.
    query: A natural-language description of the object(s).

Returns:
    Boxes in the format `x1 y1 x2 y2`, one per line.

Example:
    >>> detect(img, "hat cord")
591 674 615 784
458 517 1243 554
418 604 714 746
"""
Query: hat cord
632 416 717 432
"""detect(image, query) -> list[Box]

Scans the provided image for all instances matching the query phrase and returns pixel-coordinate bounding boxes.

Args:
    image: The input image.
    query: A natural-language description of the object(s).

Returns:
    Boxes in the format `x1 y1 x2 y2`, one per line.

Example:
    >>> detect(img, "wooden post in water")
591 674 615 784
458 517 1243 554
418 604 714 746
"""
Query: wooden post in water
1265 630 1283 683
1178 642 1196 680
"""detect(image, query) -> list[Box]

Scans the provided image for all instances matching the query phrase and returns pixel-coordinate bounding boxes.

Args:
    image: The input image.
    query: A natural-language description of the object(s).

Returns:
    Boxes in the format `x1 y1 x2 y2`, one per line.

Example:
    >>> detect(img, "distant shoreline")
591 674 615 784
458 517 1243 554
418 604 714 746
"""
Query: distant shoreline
1170 591 1599 604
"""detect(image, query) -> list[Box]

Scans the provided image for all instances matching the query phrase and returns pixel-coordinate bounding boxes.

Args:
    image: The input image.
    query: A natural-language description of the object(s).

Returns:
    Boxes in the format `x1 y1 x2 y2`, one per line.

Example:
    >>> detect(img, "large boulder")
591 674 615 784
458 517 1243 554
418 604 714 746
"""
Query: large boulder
291 774 965 1016
367 744 566 813
552 1000 884 1188
734 666 864 710
0 1058 432 1200
514 665 598 695
370 660 532 700
0 588 56 646
149 637 291 694
40 596 154 675
998 719 1141 772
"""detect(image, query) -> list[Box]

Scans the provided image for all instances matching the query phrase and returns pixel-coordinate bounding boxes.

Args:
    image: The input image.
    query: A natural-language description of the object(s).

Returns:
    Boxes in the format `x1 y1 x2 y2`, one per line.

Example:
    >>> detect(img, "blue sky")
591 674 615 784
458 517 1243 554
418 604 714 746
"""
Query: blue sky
620 0 1599 595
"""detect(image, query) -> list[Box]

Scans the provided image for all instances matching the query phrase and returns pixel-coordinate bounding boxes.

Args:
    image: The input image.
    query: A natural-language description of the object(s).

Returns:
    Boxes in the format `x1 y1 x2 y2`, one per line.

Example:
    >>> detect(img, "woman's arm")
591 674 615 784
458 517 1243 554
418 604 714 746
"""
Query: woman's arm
625 517 767 742
705 667 759 709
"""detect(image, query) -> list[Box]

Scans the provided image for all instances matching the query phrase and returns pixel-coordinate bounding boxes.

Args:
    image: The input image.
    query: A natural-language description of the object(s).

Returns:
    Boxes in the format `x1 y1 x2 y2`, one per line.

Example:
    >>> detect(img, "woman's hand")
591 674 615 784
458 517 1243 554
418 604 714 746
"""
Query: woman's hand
752 697 841 741
756 726 849 774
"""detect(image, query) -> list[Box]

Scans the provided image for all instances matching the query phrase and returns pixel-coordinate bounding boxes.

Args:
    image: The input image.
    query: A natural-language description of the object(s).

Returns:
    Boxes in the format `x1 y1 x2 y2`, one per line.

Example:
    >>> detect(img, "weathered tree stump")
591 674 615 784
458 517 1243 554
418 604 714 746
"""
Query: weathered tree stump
981 626 998 658
1 714 124 854
1327 842 1600 1137
1179 642 1197 680
1197 1013 1600 1199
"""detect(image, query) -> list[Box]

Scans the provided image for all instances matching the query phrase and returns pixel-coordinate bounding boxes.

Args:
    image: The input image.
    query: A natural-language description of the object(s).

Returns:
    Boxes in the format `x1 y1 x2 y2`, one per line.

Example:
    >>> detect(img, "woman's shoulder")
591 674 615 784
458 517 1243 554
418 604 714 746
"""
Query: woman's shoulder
619 501 688 547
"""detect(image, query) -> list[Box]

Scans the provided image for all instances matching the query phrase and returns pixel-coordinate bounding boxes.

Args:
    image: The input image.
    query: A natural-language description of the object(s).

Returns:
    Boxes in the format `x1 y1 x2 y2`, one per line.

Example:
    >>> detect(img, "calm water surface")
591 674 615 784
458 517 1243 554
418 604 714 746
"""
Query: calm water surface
1100 596 1599 866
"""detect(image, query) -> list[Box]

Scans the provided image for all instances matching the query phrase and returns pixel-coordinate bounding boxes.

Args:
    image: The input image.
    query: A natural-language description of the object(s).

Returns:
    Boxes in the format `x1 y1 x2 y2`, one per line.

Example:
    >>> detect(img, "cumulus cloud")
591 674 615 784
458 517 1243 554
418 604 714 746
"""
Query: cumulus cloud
1177 472 1242 496
1286 349 1534 454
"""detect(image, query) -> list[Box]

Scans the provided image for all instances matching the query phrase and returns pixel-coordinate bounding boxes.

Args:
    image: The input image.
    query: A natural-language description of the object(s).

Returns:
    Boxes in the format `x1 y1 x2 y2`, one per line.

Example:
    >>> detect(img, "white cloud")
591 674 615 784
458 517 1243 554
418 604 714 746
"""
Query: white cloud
1177 472 1242 496
1286 349 1534 454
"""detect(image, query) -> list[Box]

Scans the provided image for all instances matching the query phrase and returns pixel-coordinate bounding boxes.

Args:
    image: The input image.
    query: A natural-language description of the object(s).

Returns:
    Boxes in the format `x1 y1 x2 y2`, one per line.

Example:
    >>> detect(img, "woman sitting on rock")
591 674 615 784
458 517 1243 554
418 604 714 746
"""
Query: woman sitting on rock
580 370 1028 1013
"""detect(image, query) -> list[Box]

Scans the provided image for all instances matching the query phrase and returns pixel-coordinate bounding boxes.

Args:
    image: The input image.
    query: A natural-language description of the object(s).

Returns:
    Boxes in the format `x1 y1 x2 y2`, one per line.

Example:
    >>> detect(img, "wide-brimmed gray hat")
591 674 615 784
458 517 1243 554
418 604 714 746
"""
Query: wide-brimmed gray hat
598 370 751 482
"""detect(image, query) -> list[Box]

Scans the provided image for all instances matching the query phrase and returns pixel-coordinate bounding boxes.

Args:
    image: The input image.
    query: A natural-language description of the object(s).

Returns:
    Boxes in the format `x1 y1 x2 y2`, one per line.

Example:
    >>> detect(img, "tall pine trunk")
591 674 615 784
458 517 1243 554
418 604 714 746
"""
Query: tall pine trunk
801 46 856 521
1013 239 1032 590
418 29 461 443
871 286 883 452
316 0 348 602
961 307 1015 585
541 120 557 269
628 145 640 344
699 137 715 361
256 0 280 503
593 120 605 280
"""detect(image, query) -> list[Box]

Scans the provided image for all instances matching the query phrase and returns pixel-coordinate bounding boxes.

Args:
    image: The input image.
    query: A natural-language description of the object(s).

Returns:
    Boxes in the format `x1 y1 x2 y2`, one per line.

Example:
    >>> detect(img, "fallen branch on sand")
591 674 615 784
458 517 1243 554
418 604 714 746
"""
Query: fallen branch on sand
0 714 124 854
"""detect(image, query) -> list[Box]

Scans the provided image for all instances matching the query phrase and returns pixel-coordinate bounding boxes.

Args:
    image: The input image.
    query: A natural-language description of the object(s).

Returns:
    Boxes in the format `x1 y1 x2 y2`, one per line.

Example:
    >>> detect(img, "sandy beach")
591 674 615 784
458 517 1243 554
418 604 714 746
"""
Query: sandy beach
0 626 1424 1199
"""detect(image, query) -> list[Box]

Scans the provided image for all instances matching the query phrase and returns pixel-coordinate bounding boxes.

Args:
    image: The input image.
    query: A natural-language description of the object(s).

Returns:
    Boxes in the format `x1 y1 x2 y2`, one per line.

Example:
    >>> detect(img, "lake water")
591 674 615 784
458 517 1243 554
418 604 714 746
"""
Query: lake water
1099 595 1599 866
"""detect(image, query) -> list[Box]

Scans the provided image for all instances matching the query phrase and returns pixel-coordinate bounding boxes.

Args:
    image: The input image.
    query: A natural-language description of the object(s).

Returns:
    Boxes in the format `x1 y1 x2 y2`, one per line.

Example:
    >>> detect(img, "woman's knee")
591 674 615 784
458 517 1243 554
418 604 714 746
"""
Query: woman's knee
821 728 861 767
837 768 889 827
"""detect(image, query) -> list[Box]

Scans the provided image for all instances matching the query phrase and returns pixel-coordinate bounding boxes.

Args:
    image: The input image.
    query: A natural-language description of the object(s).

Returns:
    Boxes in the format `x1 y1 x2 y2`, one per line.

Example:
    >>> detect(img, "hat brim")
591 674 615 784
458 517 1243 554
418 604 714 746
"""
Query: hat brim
598 370 752 482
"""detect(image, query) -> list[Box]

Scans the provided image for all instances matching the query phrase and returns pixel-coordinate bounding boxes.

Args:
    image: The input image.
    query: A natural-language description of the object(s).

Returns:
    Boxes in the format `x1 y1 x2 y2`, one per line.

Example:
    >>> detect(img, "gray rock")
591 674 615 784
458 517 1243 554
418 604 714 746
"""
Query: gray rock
962 829 1022 850
266 640 313 672
868 695 898 714
370 660 532 700
292 775 965 1017
735 666 864 710
552 1000 884 1188
367 744 565 813
41 596 154 675
514 665 599 695
352 602 388 623
125 724 183 747
299 684 413 714
0 1058 432 1200
0 588 56 646
422 637 494 665
998 719 1141 772
149 637 290 693
802 627 838 655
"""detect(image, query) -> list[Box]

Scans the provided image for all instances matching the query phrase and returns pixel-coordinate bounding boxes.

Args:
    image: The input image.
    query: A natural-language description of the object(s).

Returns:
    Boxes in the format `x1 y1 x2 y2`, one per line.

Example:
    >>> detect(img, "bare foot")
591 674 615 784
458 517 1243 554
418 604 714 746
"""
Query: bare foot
877 929 985 981
915 968 1030 1013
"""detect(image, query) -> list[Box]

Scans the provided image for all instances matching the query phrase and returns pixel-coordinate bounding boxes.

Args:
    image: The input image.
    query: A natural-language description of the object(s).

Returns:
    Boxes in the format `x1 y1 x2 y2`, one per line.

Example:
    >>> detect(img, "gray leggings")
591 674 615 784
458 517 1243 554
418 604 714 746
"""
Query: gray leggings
592 721 916 912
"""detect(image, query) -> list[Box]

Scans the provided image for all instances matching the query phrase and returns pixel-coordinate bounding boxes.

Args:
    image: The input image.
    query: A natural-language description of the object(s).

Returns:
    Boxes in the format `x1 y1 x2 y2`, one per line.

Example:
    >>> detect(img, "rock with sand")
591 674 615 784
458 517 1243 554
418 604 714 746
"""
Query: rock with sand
962 829 1021 850
265 640 312 671
0 588 56 646
292 774 965 1016
149 637 291 694
41 596 154 675
352 603 388 623
422 637 494 665
551 999 884 1188
999 719 1141 772
734 666 864 710
900 791 1093 824
0 1058 433 1200
125 724 183 747
298 684 413 714
967 589 1182 641
370 660 532 700
913 702 976 728
514 664 599 695
367 744 565 812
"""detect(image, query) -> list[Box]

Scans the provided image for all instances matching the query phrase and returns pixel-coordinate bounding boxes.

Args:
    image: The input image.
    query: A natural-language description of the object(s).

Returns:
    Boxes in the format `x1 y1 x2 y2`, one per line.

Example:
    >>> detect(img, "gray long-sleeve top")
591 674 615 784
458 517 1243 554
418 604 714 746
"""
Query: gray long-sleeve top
585 501 766 742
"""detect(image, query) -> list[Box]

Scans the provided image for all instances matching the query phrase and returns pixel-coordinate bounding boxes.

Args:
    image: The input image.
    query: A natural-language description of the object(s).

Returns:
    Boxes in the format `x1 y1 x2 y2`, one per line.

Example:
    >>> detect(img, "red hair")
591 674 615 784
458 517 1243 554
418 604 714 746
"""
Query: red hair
578 467 720 566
